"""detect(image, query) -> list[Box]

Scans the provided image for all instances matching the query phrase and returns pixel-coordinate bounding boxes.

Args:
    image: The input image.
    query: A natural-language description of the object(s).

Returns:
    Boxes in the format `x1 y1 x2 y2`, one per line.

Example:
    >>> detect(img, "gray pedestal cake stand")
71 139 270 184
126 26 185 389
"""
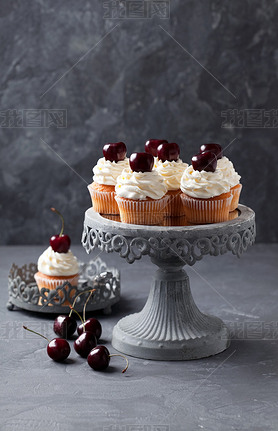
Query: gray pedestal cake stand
82 205 255 361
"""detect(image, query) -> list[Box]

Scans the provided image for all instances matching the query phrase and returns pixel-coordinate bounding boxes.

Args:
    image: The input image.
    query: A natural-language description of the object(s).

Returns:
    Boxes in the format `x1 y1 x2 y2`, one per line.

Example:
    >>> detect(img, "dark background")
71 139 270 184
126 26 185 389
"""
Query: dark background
0 0 277 244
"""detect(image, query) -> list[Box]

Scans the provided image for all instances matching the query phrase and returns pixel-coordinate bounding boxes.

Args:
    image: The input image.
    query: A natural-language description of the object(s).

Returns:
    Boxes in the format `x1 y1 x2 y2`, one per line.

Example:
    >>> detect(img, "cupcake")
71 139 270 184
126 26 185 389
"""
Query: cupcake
154 142 188 217
34 209 79 302
199 143 242 211
35 247 79 291
180 151 232 224
115 152 169 225
88 142 129 215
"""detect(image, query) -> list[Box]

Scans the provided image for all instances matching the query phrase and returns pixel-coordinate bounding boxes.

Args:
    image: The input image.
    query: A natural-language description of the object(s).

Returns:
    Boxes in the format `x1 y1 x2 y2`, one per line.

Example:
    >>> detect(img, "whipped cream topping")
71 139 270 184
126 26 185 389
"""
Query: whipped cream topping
37 246 79 276
180 165 231 198
115 168 167 200
93 157 129 186
217 156 241 188
153 156 158 166
155 159 188 191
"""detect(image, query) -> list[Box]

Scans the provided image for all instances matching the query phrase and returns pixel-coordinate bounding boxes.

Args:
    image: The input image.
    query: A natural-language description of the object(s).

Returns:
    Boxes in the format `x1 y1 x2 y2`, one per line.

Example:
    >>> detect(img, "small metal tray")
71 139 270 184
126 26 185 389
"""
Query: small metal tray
7 257 120 314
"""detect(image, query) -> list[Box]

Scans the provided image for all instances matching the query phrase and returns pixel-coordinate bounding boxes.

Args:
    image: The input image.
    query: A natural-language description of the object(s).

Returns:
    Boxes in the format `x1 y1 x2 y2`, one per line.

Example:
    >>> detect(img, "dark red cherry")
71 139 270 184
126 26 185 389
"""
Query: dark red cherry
77 318 102 340
47 338 71 362
49 208 71 253
23 325 71 362
145 139 168 157
74 331 97 358
53 315 77 339
87 346 129 373
103 142 127 162
129 152 154 173
50 234 71 253
192 151 217 172
87 345 110 371
200 143 223 160
157 142 180 162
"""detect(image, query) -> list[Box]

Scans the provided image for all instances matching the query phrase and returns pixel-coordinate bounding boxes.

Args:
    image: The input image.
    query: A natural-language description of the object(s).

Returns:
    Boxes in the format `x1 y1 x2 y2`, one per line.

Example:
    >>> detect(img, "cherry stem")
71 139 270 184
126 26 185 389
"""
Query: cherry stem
23 325 50 343
51 207 64 237
69 306 85 332
83 289 96 323
69 289 96 318
109 354 129 373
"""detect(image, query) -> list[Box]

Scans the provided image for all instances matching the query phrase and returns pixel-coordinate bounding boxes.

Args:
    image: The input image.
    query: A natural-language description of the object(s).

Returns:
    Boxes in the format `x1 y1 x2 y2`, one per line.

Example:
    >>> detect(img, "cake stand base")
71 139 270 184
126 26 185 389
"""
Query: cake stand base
112 266 230 360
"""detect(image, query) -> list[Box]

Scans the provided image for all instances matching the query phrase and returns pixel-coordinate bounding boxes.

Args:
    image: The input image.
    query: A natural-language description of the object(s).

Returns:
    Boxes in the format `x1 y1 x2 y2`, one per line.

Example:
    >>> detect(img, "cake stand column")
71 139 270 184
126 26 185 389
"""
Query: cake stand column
112 256 230 360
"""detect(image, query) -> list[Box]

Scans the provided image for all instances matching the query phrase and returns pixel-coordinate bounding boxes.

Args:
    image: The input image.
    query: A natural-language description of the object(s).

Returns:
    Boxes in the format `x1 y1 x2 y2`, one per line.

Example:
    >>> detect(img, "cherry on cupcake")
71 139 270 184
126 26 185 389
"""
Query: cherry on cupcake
192 151 217 173
49 207 71 253
23 325 70 362
157 142 180 162
145 139 168 157
103 142 127 162
129 152 154 172
200 143 223 160
87 345 129 373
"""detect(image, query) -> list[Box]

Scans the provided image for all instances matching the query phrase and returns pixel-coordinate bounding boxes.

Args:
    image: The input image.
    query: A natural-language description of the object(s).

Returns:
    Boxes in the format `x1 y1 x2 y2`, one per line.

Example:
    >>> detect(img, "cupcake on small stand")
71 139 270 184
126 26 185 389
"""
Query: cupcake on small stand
34 208 79 303
180 151 232 224
154 142 188 217
199 143 242 212
115 152 169 225
88 142 129 215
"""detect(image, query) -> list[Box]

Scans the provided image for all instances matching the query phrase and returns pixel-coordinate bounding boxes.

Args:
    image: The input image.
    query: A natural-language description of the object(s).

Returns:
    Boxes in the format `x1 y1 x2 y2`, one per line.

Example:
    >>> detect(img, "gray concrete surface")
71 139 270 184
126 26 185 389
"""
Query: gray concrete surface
0 244 278 431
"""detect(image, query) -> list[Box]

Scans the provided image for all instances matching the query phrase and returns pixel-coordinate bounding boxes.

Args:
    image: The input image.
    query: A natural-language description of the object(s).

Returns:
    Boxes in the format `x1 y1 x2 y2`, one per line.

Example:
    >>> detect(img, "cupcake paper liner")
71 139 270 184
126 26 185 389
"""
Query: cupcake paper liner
229 209 240 220
180 192 232 224
88 183 119 215
115 195 170 225
165 189 186 217
230 184 242 212
34 272 79 306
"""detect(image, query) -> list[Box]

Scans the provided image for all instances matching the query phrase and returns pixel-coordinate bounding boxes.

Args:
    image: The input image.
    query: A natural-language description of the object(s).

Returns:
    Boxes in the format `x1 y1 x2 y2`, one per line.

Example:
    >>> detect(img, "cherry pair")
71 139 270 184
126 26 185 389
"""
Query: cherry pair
192 143 223 173
53 314 101 340
23 321 93 362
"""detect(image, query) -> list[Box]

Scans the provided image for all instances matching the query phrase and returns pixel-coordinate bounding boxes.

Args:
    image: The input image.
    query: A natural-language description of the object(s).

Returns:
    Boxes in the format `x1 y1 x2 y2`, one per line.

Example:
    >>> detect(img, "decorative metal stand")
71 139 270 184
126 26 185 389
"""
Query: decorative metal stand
7 257 120 314
82 205 255 360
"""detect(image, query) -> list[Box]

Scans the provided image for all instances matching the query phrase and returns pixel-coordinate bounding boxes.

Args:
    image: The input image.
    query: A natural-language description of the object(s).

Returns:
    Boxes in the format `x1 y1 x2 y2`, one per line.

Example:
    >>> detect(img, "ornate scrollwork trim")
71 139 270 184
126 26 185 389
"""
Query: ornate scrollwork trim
82 220 256 265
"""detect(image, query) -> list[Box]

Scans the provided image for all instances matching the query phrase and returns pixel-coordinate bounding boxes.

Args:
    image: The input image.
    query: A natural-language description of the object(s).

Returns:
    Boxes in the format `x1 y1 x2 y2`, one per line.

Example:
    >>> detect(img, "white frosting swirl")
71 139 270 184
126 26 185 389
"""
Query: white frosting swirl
115 168 167 200
217 156 241 188
155 159 188 190
93 157 129 186
180 165 231 198
37 246 79 276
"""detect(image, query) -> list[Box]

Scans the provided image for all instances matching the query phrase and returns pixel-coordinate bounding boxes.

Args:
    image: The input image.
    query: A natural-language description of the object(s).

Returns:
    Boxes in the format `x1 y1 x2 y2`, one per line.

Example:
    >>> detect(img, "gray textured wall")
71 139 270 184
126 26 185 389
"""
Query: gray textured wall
0 0 277 244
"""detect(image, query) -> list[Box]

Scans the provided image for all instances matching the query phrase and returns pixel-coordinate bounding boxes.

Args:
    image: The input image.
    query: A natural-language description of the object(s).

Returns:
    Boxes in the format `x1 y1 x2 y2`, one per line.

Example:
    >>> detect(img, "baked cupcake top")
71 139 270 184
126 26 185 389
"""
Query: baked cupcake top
38 246 79 276
217 156 241 188
93 157 129 186
155 159 188 191
181 165 230 199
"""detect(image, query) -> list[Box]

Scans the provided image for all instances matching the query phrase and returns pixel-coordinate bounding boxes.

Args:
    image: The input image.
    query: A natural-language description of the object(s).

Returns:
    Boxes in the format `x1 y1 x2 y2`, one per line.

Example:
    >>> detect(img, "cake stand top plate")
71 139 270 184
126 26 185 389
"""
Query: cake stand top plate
82 205 255 265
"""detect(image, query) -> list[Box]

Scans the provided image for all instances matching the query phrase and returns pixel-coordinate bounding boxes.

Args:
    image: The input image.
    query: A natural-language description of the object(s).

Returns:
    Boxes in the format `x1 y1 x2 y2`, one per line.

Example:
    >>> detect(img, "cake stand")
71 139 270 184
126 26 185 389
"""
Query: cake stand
81 205 255 360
